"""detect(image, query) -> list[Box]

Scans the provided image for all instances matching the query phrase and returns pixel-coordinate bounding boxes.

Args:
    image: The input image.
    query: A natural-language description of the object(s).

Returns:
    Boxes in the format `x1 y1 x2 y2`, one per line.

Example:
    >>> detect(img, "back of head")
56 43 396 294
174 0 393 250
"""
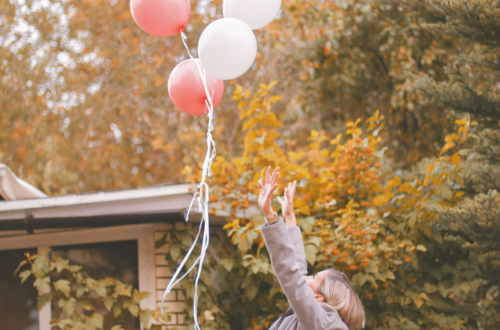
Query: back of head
318 269 365 329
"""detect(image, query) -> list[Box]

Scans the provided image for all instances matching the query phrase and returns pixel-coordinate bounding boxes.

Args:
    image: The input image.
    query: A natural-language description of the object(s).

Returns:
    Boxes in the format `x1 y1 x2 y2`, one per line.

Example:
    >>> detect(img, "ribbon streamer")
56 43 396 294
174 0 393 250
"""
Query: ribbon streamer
160 29 218 330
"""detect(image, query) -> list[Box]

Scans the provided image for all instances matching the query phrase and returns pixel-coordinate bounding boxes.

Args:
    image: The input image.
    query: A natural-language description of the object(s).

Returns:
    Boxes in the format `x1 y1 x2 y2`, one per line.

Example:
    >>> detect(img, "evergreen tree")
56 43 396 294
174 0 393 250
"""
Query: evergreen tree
407 0 500 328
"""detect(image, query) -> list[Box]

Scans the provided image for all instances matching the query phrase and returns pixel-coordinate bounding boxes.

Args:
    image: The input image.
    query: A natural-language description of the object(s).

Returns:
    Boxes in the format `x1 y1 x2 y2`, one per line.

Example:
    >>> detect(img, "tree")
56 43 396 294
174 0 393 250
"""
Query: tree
404 1 500 328
175 82 491 330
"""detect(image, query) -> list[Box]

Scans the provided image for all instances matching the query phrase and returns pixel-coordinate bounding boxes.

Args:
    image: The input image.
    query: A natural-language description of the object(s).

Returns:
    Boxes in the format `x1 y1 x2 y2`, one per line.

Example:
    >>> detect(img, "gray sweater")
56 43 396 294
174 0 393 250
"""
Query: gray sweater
261 219 348 330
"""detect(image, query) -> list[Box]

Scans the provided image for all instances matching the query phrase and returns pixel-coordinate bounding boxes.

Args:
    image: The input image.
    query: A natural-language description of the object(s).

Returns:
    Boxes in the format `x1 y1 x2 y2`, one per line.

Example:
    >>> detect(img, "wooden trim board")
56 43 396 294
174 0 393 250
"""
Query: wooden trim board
0 224 156 329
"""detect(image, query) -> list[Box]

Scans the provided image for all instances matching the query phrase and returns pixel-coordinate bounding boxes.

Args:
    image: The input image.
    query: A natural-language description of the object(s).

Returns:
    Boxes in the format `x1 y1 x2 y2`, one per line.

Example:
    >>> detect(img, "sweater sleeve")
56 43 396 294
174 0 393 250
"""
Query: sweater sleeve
261 219 346 330
287 225 307 276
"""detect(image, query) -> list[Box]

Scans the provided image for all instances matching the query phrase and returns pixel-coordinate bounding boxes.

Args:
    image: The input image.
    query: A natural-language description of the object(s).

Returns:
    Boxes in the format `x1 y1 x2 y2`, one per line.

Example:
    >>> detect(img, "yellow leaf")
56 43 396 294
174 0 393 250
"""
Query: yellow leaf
424 163 435 186
299 205 311 216
440 141 455 155
263 112 283 128
308 130 319 140
373 192 393 207
445 134 458 142
238 100 247 110
232 85 243 101
240 108 251 120
267 81 278 90
460 125 469 142
387 176 401 190
454 191 465 199
243 88 251 99
269 95 283 104
455 118 467 126
354 128 362 135
330 133 342 145
346 121 354 128
450 153 461 167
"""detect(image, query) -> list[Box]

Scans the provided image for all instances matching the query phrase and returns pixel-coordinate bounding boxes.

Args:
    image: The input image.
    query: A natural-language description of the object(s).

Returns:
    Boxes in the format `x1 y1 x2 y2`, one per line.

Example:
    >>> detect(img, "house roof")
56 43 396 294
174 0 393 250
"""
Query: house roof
0 183 225 232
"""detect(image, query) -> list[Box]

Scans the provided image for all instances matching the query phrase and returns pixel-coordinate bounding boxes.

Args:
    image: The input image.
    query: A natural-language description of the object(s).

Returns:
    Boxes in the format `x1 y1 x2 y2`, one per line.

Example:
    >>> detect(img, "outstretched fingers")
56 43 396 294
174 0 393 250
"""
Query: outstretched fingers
291 180 297 196
270 167 280 186
265 166 271 184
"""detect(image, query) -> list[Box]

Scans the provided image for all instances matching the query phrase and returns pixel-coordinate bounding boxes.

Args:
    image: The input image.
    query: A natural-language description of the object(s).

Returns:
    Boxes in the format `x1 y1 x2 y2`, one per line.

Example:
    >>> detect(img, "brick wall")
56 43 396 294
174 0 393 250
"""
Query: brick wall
154 222 188 330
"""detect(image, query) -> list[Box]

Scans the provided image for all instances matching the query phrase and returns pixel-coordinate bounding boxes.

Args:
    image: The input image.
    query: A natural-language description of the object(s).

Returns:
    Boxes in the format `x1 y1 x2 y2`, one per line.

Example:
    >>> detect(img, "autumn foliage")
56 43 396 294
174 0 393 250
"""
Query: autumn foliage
175 82 489 330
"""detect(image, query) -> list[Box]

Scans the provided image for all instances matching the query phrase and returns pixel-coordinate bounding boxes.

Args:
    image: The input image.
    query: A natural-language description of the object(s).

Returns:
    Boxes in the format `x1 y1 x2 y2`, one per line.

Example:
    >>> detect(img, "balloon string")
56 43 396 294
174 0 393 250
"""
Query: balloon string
161 32 218 330
181 30 195 60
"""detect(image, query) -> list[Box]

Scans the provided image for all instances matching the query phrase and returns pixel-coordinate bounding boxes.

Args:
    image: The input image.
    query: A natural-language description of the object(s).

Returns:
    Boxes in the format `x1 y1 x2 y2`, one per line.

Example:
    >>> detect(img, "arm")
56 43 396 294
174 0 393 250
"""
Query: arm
287 225 307 276
277 180 307 275
262 220 345 330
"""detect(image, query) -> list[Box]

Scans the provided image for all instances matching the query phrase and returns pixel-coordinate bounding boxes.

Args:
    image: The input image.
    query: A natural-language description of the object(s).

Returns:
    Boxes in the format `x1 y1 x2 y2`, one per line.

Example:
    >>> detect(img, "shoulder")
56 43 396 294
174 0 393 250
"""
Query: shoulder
320 305 349 330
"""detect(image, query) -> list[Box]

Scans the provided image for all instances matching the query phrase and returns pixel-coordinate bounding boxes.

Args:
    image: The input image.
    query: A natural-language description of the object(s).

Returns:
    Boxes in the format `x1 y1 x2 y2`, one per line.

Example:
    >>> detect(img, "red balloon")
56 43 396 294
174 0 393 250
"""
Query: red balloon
130 0 190 37
168 59 224 116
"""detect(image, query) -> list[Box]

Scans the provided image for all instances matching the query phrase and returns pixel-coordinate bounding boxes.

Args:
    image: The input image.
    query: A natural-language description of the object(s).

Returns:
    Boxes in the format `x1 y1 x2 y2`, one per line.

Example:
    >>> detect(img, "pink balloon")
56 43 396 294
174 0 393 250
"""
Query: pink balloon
168 59 224 116
130 0 190 37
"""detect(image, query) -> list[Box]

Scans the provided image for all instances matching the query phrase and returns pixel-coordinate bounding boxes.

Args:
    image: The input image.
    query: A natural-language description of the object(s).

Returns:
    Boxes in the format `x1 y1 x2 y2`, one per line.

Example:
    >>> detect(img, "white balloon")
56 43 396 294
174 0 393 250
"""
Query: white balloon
223 0 281 30
198 18 257 81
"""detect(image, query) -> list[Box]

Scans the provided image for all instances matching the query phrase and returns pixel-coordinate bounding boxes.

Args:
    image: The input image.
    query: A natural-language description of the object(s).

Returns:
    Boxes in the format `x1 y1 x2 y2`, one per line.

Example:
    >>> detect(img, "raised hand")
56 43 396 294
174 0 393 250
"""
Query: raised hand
258 166 280 219
277 181 297 227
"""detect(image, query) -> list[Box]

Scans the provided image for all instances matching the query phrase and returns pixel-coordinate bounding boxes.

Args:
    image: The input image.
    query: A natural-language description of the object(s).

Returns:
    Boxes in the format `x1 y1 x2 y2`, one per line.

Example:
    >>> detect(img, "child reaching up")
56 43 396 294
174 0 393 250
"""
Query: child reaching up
258 166 365 330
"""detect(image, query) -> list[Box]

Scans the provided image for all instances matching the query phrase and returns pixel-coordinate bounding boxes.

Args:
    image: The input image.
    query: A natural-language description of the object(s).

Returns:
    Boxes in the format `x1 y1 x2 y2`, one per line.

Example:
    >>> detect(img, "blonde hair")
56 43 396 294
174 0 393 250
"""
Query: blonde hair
318 269 365 329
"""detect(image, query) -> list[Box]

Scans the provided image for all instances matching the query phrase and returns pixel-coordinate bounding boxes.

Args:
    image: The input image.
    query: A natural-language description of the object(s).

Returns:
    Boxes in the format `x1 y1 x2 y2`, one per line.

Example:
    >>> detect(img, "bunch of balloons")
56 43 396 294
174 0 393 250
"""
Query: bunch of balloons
130 0 282 115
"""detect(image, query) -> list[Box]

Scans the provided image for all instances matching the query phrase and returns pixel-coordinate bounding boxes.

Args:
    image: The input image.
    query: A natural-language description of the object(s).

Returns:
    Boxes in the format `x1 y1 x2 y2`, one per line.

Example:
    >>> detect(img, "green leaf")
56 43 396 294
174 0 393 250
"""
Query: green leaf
69 265 83 273
298 217 315 233
60 298 76 317
76 285 88 298
37 293 52 311
110 325 124 330
13 260 28 276
416 244 427 252
181 232 193 247
220 258 235 272
19 270 32 285
170 243 180 260
113 281 132 297
134 291 150 301
305 244 318 265
32 255 50 277
432 230 443 244
34 277 50 295
103 296 114 311
90 312 103 329
424 283 438 293
96 284 107 298
80 301 94 311
436 183 452 200
54 279 71 298
128 303 139 317
308 237 321 247
113 303 122 318
139 309 154 329
101 277 115 287
54 257 69 273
